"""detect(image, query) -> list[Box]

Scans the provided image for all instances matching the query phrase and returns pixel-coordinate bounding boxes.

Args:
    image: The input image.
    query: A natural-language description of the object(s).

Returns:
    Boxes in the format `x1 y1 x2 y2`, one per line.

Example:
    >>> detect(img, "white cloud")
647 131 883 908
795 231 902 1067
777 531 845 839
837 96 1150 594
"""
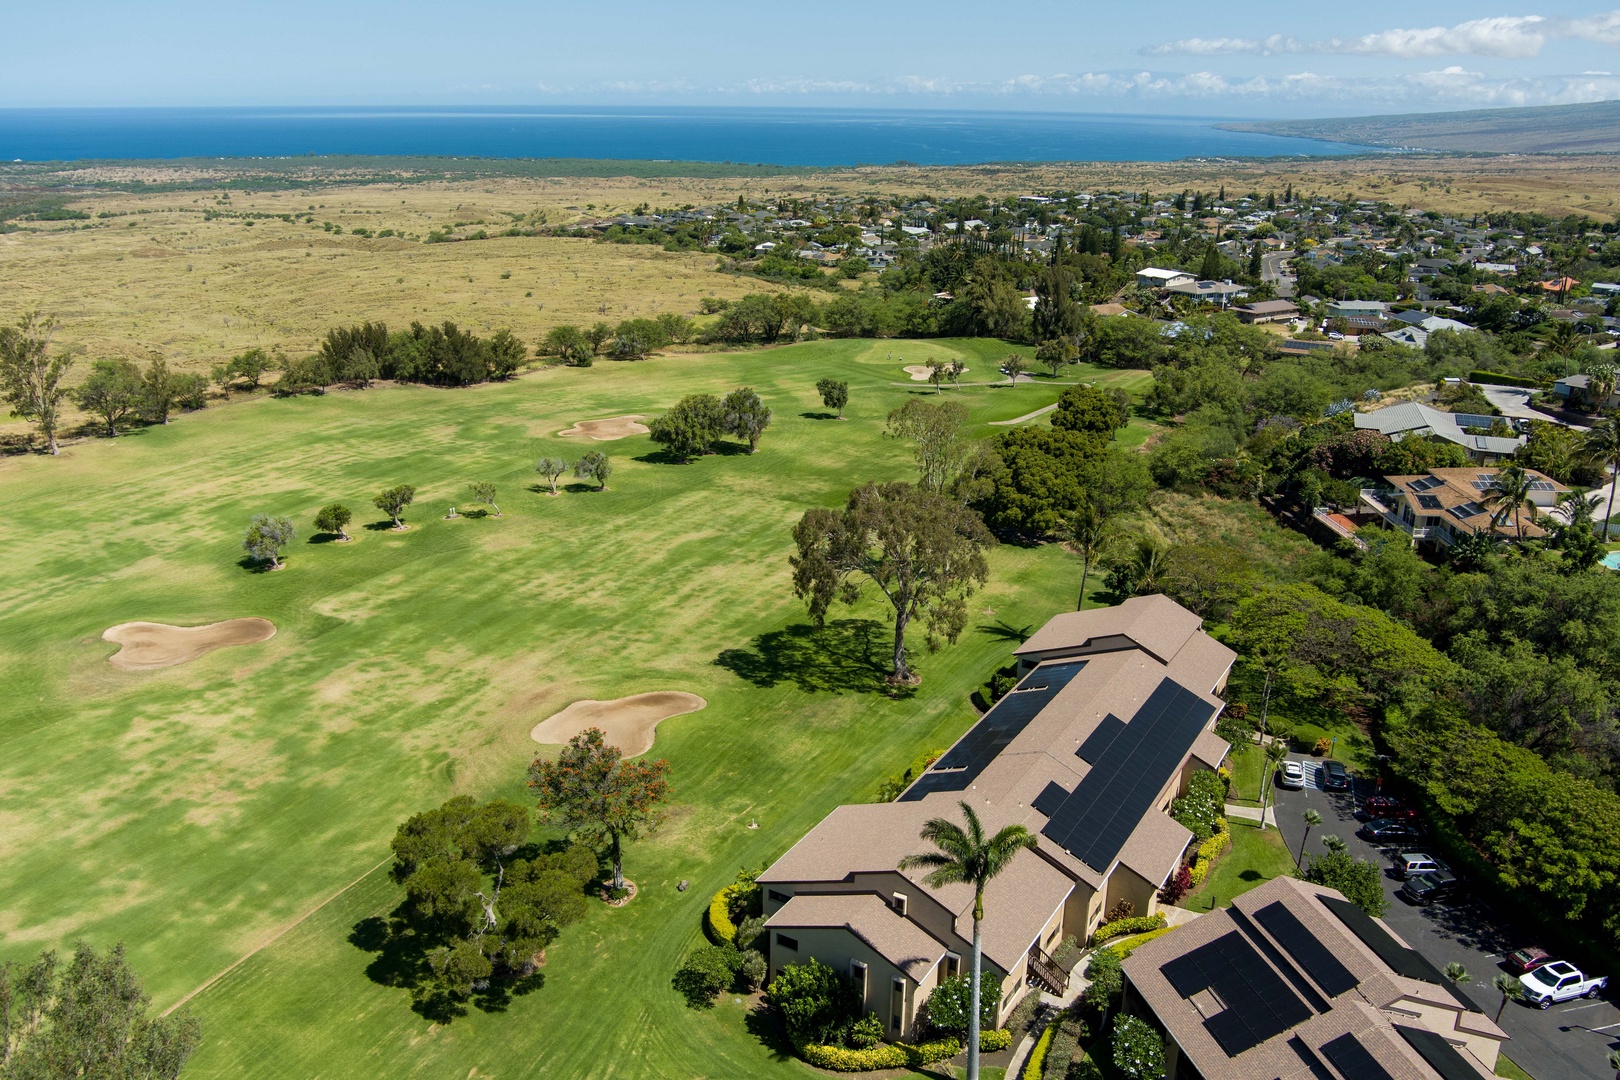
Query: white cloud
1147 11 1620 58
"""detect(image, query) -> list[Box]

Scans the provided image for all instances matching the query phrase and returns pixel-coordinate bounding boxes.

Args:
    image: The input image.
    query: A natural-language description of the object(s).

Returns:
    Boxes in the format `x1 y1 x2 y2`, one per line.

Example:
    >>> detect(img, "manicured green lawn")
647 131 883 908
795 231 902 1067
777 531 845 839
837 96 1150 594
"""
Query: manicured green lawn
0 338 1137 1078
1182 821 1298 913
1226 742 1265 805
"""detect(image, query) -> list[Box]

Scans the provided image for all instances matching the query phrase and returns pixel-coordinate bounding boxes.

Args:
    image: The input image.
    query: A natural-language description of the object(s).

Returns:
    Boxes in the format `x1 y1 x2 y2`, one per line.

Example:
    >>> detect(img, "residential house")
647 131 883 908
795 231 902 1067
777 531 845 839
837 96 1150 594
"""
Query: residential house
1553 372 1620 411
1358 466 1566 547
758 595 1234 1040
1121 876 1508 1079
1325 299 1389 320
1355 403 1524 462
1137 267 1196 290
1390 310 1472 334
1165 279 1249 305
1233 299 1300 325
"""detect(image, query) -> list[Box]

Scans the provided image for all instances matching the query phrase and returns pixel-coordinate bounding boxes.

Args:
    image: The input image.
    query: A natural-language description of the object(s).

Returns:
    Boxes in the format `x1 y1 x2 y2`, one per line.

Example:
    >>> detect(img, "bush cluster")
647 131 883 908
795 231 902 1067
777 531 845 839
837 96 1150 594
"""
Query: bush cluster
705 886 739 945
1186 820 1230 889
1090 912 1167 947
1040 1013 1090 1079
1021 1022 1054 1080
798 1037 961 1072
920 974 1001 1036
1170 770 1225 842
1111 1014 1167 1080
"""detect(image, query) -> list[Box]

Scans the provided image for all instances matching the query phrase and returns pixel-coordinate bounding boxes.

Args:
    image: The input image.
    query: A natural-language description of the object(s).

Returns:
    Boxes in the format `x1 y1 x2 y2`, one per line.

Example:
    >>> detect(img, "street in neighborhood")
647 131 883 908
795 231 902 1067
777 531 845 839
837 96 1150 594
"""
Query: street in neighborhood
1271 763 1620 1080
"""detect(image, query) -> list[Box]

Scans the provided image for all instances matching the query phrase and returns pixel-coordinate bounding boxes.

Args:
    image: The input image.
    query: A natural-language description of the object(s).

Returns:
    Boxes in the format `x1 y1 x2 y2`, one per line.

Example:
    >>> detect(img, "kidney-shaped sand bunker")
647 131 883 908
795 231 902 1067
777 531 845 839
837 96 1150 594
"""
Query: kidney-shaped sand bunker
102 618 276 671
529 692 706 758
557 415 649 441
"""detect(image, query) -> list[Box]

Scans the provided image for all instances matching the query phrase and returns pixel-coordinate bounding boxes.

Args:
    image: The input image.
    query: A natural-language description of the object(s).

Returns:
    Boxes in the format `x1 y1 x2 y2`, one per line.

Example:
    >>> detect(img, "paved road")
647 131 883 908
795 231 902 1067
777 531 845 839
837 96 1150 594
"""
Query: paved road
1271 768 1620 1080
1261 249 1296 299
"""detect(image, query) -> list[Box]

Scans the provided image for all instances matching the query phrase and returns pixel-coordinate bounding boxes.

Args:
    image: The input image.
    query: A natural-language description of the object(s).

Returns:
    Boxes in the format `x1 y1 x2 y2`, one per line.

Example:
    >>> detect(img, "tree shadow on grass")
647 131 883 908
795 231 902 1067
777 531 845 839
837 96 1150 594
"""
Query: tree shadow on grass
362 519 398 532
976 620 1034 645
235 556 276 574
744 1000 798 1062
714 619 914 698
306 531 347 544
799 410 838 420
349 909 544 1023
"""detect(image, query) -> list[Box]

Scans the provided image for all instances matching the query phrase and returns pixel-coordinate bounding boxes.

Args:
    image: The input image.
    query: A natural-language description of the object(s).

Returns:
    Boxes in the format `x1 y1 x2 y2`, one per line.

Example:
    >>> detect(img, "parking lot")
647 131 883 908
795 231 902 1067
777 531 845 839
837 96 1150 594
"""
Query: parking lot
1270 760 1620 1080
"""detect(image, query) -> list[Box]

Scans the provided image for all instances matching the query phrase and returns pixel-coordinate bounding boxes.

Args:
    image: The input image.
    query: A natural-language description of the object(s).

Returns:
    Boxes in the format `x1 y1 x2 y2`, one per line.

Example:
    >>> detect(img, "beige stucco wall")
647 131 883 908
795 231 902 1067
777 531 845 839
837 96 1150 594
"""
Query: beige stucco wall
765 925 943 1040
1105 863 1160 921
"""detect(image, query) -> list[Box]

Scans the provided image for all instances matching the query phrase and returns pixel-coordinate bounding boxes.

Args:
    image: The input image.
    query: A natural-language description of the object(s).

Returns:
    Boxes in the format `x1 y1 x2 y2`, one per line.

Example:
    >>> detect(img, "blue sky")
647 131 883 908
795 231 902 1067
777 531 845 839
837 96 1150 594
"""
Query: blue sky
6 1 1620 117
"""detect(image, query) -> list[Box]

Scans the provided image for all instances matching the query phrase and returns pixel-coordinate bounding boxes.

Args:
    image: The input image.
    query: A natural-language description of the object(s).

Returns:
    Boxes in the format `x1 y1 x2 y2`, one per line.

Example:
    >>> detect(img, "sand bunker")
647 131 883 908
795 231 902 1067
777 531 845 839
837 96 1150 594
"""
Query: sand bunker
558 415 649 441
529 692 706 757
904 365 966 381
103 618 276 671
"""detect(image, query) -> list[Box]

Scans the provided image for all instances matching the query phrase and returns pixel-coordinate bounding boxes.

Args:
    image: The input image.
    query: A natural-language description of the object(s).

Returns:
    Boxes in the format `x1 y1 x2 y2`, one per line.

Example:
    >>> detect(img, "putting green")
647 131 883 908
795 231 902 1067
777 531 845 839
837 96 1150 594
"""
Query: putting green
0 337 1129 1078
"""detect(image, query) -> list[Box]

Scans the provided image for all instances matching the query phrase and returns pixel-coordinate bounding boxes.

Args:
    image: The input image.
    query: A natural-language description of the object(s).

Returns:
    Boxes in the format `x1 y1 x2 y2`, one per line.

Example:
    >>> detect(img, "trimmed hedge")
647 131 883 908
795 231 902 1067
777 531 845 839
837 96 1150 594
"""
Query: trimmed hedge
800 1037 961 1071
1090 911 1167 947
797 1029 1011 1072
1100 926 1173 962
1187 820 1231 888
705 886 738 945
1469 369 1545 390
1022 1022 1055 1080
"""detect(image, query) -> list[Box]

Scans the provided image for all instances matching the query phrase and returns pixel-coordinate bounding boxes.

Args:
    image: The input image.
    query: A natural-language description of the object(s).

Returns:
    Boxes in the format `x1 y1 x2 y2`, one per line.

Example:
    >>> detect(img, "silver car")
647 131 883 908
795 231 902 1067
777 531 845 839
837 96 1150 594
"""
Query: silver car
1276 760 1307 790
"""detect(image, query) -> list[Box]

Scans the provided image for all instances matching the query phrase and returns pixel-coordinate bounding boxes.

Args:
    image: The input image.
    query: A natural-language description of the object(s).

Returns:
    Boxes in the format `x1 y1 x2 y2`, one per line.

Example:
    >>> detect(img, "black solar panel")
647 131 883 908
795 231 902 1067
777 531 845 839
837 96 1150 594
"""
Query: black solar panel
1076 714 1125 763
1417 494 1443 510
898 661 1086 801
1321 1034 1394 1080
1393 1026 1481 1080
1159 931 1313 1056
1318 897 1474 1008
1287 1036 1337 1080
1253 901 1360 998
1031 781 1069 817
1229 906 1329 1014
1041 678 1216 870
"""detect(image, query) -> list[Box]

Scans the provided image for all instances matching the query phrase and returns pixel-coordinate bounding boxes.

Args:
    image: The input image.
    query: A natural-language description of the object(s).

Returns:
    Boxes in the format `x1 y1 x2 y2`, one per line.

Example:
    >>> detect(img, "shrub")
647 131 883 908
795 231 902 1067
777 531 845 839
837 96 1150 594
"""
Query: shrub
1103 926 1173 961
770 959 861 1045
1312 736 1334 756
978 1028 1013 1051
1112 1014 1167 1080
1091 912 1167 946
1171 769 1226 841
673 946 740 1008
1469 369 1543 389
1103 900 1135 923
1158 865 1194 905
737 950 767 991
847 1012 883 1049
1083 949 1122 1011
798 1037 961 1071
1021 1022 1055 1080
922 974 1001 1035
1186 820 1230 888
705 886 738 945
874 748 944 802
1042 1014 1088 1078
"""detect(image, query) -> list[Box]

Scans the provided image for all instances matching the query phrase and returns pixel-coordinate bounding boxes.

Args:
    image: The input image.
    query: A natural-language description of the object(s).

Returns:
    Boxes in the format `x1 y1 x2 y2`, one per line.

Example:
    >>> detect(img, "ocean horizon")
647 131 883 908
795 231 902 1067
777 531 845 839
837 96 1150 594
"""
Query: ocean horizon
0 105 1378 166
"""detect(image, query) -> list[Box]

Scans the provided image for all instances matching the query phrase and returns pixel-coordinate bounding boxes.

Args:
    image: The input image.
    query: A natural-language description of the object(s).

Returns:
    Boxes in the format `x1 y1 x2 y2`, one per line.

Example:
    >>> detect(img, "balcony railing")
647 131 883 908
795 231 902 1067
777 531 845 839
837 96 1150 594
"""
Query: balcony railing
1027 945 1068 995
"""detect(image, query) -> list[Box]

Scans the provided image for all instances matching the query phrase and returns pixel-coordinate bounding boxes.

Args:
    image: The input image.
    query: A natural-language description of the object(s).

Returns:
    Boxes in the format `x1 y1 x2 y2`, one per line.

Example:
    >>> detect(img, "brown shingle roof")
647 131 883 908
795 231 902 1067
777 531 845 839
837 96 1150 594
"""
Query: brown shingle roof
1013 594 1215 667
766 893 946 980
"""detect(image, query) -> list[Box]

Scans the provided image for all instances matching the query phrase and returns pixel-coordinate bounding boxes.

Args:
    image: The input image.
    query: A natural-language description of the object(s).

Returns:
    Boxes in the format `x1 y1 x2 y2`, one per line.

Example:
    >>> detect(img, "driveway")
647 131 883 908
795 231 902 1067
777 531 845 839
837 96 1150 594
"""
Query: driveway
1476 384 1585 428
1270 768 1620 1080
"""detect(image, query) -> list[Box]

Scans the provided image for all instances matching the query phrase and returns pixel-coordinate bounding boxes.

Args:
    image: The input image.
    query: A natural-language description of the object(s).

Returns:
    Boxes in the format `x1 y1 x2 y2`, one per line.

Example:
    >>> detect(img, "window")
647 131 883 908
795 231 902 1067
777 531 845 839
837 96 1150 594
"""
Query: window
944 953 961 980
768 889 790 904
891 892 908 917
775 933 798 952
890 977 906 1032
850 960 868 998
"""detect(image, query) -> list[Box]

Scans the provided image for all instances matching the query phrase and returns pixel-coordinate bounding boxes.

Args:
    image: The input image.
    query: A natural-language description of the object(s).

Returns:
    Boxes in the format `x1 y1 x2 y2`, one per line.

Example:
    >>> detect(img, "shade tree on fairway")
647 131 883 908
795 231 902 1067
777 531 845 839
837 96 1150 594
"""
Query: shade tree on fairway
1052 382 1129 437
574 451 611 491
386 796 597 1007
76 358 145 437
0 942 201 1079
242 514 295 569
721 386 771 453
648 393 725 462
1001 354 1029 385
535 456 569 495
374 485 416 529
0 310 73 455
313 503 352 540
467 481 500 516
791 481 993 683
815 377 849 419
886 399 970 496
528 727 671 893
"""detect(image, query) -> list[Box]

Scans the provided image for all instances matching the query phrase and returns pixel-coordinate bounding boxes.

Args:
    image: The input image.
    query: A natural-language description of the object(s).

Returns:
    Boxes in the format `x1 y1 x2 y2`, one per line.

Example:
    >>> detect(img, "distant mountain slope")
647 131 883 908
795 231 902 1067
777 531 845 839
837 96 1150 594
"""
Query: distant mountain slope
1224 99 1620 154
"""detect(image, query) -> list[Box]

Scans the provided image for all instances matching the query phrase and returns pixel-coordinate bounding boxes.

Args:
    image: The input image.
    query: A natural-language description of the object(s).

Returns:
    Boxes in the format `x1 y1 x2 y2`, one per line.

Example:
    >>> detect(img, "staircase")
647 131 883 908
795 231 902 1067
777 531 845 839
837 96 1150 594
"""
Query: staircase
1026 945 1068 995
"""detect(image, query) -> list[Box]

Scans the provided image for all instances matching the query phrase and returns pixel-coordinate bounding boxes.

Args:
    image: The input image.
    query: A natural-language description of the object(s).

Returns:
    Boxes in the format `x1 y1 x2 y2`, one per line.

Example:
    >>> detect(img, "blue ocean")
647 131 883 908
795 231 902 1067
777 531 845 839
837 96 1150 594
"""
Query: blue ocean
0 106 1373 165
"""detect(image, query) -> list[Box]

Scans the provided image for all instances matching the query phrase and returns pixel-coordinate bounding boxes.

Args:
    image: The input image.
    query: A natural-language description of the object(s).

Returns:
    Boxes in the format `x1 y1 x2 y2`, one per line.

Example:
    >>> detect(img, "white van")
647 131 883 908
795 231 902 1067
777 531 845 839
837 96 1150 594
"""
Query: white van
1395 852 1441 879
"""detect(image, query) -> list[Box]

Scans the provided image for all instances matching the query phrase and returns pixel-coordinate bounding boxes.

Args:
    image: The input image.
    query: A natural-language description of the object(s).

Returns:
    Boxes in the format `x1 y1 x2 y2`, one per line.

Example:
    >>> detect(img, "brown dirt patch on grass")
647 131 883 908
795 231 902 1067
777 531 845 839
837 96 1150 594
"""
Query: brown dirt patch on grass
103 618 276 671
557 415 649 441
529 691 705 757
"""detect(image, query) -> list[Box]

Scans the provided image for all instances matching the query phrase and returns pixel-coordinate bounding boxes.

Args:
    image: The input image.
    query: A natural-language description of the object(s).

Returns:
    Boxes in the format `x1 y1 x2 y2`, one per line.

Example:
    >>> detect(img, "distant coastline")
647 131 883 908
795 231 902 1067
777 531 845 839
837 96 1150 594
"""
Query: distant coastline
0 105 1381 166
1223 98 1620 155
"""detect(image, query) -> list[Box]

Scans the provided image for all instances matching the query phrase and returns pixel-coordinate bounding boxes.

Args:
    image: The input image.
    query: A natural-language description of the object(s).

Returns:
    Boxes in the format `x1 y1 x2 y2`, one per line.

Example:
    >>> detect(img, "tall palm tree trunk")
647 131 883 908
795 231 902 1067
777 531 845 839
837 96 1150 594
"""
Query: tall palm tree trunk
1607 463 1618 542
1077 560 1091 611
969 913 983 1080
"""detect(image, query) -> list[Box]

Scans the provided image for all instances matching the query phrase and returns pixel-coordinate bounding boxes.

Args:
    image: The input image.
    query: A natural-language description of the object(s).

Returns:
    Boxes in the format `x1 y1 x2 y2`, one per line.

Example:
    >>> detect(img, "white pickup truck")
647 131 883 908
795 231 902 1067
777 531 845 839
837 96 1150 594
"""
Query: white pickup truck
1519 961 1607 1008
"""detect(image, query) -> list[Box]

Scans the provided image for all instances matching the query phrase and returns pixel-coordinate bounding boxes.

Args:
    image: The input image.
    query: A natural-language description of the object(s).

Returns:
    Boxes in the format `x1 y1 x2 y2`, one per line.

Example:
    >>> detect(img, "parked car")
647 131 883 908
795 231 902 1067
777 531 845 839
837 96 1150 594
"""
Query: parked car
1394 852 1443 880
1358 818 1422 842
1277 760 1307 790
1400 870 1462 906
1322 760 1351 791
1358 795 1417 821
1505 947 1554 975
1519 961 1607 1008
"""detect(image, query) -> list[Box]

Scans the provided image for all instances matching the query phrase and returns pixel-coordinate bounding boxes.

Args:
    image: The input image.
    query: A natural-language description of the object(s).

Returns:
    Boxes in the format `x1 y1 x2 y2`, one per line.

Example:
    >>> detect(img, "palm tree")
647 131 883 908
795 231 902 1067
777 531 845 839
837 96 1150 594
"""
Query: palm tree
1443 962 1471 986
1297 809 1322 867
899 802 1037 1080
1492 972 1521 1023
1067 503 1109 610
1584 417 1620 541
1486 464 1536 541
1320 834 1347 854
1259 740 1287 831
